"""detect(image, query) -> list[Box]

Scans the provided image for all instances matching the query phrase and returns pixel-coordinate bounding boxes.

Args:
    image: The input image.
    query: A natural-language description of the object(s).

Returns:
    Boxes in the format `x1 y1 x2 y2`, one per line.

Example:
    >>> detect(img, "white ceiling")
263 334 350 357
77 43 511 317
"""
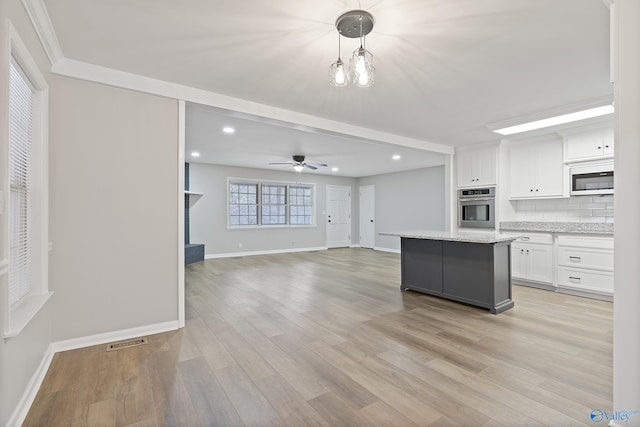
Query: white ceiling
43 0 613 176
186 103 446 177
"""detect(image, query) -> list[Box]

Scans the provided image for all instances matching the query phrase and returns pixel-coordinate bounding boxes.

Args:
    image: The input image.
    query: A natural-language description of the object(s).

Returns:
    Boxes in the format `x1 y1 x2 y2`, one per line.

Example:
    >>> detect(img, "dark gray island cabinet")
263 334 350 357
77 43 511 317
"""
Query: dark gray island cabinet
381 231 519 314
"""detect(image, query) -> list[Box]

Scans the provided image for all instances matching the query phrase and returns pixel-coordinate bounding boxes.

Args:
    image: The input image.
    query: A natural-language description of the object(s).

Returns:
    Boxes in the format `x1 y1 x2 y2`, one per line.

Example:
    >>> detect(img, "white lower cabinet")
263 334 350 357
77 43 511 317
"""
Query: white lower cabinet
506 233 554 285
556 234 613 298
504 231 613 300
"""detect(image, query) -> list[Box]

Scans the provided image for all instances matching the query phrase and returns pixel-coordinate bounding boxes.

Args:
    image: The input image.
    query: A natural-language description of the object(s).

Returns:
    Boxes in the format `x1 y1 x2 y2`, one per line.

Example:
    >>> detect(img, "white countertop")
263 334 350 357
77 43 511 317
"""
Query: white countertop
380 230 519 244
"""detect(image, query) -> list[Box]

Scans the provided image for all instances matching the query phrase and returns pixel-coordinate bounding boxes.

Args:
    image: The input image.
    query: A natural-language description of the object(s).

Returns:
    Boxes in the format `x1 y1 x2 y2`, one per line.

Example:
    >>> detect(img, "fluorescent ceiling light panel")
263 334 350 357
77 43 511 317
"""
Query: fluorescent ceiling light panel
222 126 235 134
392 154 401 160
191 151 200 157
492 105 614 136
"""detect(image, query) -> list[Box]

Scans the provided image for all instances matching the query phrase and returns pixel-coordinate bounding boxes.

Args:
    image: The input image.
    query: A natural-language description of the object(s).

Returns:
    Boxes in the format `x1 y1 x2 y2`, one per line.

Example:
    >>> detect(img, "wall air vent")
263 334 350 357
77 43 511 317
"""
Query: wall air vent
106 337 147 351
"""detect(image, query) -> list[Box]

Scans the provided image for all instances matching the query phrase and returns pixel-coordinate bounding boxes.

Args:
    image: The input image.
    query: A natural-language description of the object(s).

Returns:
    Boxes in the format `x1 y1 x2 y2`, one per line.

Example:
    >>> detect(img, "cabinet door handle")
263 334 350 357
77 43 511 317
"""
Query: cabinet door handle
535 189 539 192
605 145 610 148
569 256 581 262
520 249 524 253
597 146 602 150
569 276 581 282
526 249 529 254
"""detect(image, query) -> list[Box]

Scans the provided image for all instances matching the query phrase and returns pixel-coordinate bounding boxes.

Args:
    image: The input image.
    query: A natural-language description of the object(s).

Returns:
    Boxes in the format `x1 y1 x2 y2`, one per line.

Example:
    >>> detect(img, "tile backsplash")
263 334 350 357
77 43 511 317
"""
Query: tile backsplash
511 195 614 223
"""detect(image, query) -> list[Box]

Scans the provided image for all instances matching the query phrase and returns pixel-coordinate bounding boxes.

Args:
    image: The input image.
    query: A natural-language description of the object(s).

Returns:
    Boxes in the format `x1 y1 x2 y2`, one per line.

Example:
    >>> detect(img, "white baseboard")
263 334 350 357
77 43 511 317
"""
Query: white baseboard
556 285 613 302
7 344 55 427
205 246 328 259
373 246 401 254
51 320 180 353
350 244 362 248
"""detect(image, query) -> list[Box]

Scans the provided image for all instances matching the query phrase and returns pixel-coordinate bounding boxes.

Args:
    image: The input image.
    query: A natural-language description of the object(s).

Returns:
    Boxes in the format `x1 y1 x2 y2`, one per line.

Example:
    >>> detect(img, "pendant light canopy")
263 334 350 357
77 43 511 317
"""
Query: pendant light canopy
329 10 375 88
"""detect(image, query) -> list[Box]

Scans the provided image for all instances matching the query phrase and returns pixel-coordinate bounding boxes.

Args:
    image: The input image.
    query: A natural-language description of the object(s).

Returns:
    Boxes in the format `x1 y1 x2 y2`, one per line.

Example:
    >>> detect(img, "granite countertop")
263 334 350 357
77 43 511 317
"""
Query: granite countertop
380 230 519 244
500 221 614 235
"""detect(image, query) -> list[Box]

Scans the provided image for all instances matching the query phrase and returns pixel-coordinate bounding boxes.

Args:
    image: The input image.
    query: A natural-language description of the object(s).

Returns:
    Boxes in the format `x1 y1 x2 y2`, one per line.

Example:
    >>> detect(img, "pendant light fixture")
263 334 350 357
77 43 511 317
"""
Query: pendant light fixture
329 32 348 87
329 10 375 88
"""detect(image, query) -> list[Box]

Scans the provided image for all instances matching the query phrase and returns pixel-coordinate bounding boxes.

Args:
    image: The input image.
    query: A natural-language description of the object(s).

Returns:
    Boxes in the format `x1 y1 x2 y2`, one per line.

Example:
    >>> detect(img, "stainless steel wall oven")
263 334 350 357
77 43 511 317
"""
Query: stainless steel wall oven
458 187 495 229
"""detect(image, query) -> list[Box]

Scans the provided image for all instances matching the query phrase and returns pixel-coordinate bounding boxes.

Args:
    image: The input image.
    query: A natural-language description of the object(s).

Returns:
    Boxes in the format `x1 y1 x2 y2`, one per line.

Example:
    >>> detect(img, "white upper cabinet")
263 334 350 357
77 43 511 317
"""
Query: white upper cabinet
456 145 497 188
562 124 614 163
509 135 565 199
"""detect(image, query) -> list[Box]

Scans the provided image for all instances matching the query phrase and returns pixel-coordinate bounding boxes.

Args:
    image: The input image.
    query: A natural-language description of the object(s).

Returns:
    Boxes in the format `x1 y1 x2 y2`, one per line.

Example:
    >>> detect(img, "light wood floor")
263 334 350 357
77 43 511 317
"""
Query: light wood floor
24 248 612 426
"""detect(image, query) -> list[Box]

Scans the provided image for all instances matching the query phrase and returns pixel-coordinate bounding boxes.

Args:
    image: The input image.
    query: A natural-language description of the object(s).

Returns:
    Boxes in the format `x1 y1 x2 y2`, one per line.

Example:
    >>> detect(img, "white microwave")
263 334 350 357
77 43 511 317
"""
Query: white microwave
570 162 614 196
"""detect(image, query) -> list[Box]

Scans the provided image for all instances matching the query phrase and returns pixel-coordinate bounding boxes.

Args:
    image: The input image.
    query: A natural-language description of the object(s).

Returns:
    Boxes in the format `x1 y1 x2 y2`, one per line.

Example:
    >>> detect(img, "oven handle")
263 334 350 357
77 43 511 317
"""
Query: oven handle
459 197 495 202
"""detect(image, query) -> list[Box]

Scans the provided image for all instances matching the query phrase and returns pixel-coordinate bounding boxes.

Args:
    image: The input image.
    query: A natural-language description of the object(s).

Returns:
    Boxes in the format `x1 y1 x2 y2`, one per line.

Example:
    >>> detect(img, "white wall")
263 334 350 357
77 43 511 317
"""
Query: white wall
49 75 180 341
358 166 446 251
188 163 358 256
0 1 53 424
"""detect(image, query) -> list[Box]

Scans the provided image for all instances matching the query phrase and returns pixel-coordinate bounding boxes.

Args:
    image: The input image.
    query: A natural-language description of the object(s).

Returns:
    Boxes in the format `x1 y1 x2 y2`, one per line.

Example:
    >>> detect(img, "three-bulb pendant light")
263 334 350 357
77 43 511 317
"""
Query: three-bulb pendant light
329 10 375 88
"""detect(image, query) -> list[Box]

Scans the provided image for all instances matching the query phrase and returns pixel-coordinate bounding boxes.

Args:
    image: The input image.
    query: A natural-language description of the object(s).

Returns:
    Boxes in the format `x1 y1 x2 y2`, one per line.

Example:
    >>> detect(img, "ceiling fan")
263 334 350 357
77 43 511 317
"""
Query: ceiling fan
269 155 328 172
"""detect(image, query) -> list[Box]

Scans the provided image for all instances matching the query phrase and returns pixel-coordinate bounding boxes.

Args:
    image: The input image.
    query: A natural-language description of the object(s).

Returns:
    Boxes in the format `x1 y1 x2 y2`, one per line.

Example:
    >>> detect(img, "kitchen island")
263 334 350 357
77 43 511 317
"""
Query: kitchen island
381 230 519 314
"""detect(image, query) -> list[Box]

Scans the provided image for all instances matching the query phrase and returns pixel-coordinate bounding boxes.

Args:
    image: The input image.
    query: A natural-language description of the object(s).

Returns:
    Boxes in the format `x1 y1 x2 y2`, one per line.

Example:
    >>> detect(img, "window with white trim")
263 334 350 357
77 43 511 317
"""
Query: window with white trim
229 182 258 225
3 21 50 338
289 185 313 225
228 179 315 227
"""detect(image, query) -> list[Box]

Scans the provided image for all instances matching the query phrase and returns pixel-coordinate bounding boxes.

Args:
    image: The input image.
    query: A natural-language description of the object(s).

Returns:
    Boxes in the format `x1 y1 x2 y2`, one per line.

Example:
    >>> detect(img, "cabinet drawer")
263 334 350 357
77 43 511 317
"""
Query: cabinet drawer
503 233 553 245
557 267 613 293
557 247 613 271
557 234 613 249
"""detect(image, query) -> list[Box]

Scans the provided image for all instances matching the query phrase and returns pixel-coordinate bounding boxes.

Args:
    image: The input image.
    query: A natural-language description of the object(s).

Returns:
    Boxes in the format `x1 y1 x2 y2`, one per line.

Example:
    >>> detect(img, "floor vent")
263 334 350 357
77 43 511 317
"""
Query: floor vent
106 337 147 351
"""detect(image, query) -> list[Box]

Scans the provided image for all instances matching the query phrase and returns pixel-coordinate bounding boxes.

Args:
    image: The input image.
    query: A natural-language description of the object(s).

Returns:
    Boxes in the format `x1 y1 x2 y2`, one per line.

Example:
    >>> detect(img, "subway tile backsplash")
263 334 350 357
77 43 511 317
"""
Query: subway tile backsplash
511 195 614 223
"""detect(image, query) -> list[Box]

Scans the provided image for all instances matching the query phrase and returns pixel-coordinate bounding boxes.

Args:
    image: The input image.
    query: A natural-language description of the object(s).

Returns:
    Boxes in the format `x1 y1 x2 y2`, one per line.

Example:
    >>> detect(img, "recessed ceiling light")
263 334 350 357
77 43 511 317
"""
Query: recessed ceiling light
191 151 200 157
222 126 235 134
332 167 339 172
392 154 401 160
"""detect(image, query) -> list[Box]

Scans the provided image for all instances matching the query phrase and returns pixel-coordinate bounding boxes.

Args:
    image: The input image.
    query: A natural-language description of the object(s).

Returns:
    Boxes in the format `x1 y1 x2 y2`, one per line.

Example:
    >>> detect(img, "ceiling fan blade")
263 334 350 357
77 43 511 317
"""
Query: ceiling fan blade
306 163 327 168
303 164 318 170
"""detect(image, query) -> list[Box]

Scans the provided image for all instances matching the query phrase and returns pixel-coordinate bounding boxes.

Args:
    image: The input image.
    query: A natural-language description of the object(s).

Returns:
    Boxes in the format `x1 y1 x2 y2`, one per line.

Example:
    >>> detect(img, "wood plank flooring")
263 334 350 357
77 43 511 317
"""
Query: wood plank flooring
24 248 613 426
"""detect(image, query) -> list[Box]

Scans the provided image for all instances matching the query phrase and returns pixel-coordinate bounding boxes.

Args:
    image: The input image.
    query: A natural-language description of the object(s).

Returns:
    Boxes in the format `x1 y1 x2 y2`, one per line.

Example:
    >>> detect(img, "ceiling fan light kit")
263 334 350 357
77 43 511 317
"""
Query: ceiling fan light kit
329 10 375 88
269 155 328 172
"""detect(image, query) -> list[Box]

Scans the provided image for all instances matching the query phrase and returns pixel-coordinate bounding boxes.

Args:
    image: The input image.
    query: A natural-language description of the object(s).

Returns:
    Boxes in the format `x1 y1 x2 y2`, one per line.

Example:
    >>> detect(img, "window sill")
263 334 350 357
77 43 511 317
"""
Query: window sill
3 292 54 339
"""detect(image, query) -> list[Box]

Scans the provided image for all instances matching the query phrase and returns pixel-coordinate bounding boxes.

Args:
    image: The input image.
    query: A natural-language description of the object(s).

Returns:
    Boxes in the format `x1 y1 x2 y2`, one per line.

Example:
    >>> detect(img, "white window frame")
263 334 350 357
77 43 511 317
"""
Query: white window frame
227 177 316 229
2 21 51 338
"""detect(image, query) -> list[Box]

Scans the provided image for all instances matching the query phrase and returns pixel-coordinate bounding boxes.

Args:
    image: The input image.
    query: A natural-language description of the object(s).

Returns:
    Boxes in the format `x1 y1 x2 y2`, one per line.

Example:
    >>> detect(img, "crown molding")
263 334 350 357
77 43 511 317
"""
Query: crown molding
20 0 64 65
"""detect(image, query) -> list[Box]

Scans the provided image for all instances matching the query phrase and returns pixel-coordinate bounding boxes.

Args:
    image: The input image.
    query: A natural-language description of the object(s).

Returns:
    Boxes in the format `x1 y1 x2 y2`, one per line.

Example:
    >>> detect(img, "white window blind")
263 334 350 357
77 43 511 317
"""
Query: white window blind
8 59 34 306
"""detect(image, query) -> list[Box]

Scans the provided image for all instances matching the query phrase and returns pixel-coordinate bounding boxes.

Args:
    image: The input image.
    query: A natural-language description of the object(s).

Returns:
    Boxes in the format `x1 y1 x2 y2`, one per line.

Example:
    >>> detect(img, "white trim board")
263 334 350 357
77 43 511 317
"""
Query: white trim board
373 246 401 254
20 0 64 65
205 246 328 259
50 320 180 353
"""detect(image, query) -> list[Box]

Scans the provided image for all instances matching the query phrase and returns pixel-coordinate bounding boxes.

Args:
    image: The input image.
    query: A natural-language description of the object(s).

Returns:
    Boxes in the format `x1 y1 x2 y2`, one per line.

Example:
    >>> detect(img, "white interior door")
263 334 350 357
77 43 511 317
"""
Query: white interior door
326 185 351 248
359 185 375 249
